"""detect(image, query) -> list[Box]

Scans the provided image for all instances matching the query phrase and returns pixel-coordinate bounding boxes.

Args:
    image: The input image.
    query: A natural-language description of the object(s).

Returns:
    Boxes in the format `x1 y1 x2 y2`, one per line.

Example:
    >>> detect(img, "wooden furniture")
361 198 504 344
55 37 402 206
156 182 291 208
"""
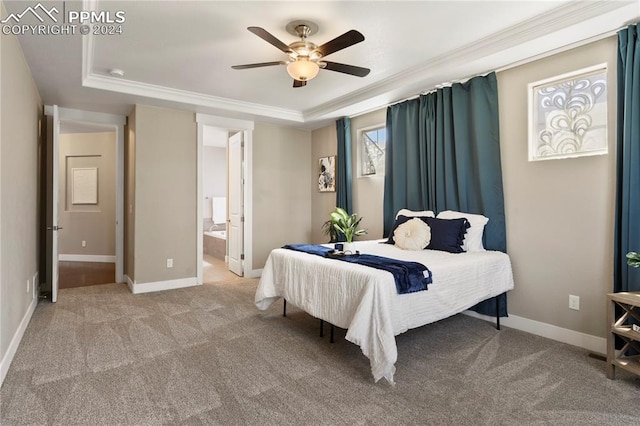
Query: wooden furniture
606 291 640 379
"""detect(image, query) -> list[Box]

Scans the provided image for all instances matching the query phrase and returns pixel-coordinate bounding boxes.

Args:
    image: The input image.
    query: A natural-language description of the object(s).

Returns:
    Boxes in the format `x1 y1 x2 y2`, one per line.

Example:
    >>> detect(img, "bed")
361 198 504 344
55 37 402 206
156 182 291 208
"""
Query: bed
255 237 514 384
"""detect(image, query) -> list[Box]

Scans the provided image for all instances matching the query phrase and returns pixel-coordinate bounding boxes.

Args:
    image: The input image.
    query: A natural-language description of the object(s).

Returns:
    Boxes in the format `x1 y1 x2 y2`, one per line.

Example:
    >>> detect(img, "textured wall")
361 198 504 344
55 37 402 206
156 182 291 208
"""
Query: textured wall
125 108 136 281
310 125 337 244
498 36 617 338
58 132 116 257
350 109 387 240
0 13 42 372
131 105 197 284
252 123 312 269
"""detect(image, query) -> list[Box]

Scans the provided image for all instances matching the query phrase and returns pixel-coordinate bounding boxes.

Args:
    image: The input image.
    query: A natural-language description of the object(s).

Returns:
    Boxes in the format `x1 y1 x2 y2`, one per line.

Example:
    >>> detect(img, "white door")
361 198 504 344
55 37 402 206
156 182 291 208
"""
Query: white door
227 131 244 276
46 105 61 302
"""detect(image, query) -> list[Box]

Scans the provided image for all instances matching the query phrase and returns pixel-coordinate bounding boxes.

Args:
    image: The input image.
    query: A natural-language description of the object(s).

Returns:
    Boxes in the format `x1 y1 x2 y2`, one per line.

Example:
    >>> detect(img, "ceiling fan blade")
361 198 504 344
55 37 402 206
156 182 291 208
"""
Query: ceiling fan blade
322 61 370 77
316 30 365 57
231 61 286 70
293 79 307 88
247 27 292 54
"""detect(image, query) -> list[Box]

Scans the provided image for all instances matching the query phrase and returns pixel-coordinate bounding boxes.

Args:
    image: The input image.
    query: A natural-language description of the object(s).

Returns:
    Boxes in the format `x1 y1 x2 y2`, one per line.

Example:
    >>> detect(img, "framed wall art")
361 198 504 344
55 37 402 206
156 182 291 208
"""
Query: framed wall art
318 156 336 192
528 63 608 161
71 167 98 204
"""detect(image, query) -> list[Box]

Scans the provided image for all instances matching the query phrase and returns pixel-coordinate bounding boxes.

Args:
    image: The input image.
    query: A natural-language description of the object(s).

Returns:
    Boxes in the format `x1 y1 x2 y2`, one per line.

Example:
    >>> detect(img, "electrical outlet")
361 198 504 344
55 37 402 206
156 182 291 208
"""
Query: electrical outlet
166 258 173 268
26 279 30 294
569 295 580 311
82 240 86 247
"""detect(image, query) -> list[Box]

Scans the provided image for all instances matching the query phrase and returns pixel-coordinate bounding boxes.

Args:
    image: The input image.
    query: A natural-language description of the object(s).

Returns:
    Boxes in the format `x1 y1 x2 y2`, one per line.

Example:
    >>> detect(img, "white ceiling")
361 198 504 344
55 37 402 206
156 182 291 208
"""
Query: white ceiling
5 0 639 129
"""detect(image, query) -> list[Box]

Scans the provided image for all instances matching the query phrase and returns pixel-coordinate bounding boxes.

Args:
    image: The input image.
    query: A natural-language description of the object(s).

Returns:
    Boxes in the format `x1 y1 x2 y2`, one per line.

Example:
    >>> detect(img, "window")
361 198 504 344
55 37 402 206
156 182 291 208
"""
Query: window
359 125 386 177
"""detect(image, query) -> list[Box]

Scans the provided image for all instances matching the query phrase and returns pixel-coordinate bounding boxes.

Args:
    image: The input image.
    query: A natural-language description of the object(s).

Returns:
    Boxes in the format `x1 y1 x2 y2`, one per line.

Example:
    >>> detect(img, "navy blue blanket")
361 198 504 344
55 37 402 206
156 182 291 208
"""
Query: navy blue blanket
282 244 432 294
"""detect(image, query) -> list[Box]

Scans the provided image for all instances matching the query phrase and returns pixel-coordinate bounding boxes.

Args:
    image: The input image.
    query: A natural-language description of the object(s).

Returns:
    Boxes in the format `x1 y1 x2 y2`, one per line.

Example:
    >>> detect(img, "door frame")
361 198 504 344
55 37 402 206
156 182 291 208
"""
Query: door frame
44 106 126 285
196 114 255 283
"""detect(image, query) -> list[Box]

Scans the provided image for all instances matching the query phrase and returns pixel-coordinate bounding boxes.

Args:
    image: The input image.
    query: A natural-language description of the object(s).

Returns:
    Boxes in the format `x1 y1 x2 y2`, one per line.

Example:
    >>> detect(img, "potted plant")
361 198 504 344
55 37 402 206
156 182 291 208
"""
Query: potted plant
329 207 367 252
322 219 341 243
627 252 640 268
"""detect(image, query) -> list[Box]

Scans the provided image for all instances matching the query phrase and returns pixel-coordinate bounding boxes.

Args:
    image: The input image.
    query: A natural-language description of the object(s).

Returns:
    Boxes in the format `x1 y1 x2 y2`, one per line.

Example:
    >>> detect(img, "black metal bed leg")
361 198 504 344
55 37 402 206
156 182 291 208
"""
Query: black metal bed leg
495 295 501 330
320 320 324 337
283 299 287 317
330 324 335 343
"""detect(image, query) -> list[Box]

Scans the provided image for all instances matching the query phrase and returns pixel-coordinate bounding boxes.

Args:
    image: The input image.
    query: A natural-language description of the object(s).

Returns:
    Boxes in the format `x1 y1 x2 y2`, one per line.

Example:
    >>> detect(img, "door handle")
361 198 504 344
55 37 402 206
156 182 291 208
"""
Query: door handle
47 226 63 231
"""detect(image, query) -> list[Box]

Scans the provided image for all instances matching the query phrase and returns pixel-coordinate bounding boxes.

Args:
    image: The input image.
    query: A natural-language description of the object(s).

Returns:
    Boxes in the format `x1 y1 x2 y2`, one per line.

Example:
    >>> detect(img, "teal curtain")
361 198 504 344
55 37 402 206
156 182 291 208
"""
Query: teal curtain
384 72 507 316
336 117 353 213
614 24 640 293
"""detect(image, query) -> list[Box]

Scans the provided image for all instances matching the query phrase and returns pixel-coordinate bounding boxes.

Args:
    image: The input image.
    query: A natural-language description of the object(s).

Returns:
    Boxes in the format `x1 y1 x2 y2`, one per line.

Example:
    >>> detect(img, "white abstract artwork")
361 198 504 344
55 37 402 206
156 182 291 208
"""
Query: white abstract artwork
528 64 608 161
72 167 98 204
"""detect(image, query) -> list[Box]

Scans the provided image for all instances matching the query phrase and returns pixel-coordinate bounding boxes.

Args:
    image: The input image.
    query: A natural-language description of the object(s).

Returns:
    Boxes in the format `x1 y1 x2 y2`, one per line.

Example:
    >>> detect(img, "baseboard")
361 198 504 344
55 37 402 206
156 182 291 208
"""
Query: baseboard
124 274 134 293
247 268 263 279
127 276 200 294
58 254 116 263
463 310 606 355
1 295 38 387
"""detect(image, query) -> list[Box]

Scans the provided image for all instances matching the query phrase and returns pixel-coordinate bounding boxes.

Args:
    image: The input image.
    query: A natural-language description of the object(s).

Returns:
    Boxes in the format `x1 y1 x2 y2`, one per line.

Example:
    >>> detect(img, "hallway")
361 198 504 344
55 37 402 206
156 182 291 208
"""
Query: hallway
58 262 116 289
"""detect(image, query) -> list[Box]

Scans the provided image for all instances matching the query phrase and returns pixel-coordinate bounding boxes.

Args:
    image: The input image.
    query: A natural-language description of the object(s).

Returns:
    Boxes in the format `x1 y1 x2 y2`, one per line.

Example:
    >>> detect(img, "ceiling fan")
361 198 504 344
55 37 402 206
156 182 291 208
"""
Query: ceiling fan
231 20 370 88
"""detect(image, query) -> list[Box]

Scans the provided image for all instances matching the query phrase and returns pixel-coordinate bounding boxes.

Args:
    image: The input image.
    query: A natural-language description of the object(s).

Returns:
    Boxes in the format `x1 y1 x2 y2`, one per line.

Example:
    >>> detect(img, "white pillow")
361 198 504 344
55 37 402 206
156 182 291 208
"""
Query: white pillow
437 210 489 252
393 218 431 251
395 208 435 219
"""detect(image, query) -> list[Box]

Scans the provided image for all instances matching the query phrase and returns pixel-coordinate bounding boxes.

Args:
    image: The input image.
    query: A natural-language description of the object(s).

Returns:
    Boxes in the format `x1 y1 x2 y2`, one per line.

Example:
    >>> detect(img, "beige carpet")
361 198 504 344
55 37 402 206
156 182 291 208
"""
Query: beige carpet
1 278 639 425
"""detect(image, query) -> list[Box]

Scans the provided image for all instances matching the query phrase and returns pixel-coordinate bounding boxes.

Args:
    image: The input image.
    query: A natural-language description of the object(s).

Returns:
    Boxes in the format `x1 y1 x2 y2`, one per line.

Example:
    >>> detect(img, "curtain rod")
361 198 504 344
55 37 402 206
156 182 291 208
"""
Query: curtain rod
385 23 633 109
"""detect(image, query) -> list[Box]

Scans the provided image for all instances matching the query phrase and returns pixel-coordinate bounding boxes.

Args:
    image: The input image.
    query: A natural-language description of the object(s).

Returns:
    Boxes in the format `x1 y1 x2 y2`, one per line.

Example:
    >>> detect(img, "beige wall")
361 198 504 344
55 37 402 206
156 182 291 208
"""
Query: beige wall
252 123 312 269
0 16 42 367
308 38 617 341
58 132 116 257
310 124 337 243
310 109 387 243
129 105 197 284
350 109 387 240
498 36 617 338
125 109 136 280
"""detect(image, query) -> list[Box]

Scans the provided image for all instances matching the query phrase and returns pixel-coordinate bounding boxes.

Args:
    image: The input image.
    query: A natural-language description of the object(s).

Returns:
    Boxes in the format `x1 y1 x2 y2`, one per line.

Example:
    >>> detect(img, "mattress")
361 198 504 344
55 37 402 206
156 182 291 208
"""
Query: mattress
255 239 514 384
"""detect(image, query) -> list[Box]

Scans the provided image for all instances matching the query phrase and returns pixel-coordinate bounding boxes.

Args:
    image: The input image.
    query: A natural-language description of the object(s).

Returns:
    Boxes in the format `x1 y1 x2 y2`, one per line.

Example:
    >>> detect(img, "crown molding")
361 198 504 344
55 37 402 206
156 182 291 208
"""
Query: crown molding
81 73 305 123
82 0 303 123
82 0 638 127
303 0 638 122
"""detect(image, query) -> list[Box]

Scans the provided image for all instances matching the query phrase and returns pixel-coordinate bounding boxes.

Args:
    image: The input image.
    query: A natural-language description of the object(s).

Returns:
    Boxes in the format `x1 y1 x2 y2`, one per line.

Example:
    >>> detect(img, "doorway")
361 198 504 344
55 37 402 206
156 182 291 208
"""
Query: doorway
43 106 125 301
57 122 116 289
196 114 255 284
201 126 233 282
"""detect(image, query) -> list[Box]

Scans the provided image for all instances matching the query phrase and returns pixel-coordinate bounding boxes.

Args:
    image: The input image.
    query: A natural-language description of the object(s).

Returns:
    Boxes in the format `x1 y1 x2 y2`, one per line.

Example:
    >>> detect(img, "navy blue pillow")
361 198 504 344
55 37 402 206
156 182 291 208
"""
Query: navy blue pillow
423 217 469 253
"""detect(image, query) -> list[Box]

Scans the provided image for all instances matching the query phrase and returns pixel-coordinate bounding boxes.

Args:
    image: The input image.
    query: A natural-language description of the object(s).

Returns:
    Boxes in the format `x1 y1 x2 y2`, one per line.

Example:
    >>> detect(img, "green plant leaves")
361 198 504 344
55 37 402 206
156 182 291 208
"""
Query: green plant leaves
627 251 640 268
328 207 367 243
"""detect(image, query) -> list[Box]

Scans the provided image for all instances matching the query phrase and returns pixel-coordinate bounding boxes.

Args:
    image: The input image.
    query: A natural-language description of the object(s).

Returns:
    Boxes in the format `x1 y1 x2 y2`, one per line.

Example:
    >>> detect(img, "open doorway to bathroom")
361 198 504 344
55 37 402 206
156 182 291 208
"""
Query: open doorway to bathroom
196 114 254 284
202 127 237 282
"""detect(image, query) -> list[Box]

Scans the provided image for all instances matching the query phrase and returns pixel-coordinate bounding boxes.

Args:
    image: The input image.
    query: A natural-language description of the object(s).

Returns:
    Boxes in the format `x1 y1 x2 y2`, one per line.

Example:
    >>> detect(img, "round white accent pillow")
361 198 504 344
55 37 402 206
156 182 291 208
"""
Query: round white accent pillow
393 218 431 250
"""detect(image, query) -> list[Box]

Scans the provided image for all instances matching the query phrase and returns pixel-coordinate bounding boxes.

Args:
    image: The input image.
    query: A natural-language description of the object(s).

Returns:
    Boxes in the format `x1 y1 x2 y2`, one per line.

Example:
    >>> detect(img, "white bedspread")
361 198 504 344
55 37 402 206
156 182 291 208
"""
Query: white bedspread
255 240 514 384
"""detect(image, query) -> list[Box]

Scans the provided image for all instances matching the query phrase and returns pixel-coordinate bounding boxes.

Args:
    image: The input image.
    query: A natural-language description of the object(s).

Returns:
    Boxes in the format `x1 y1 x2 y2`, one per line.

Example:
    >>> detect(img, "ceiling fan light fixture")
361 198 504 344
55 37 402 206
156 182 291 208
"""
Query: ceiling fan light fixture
286 59 319 81
233 23 369 86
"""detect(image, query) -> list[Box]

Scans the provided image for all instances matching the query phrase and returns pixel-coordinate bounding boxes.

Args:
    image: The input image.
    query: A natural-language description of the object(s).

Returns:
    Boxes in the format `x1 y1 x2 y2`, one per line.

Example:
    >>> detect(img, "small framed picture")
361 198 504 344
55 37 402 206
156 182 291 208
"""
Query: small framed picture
71 167 98 204
528 63 608 161
318 156 336 192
